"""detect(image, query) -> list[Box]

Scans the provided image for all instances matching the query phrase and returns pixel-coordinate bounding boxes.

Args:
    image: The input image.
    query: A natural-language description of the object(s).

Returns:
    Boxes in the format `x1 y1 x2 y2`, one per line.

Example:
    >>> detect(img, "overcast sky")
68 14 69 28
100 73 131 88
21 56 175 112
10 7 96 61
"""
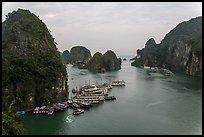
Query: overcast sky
2 2 202 57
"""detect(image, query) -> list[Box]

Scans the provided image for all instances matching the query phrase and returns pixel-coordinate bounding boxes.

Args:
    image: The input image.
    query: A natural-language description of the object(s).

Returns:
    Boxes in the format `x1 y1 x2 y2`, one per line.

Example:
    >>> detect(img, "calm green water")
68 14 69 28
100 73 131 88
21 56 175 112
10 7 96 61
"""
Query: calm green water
23 60 202 135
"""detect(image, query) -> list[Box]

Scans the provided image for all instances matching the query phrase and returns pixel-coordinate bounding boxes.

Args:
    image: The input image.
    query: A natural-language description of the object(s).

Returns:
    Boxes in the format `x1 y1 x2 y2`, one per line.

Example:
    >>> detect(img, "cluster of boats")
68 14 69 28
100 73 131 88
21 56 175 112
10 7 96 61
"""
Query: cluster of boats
32 80 125 116
33 101 69 115
144 66 174 76
68 80 125 115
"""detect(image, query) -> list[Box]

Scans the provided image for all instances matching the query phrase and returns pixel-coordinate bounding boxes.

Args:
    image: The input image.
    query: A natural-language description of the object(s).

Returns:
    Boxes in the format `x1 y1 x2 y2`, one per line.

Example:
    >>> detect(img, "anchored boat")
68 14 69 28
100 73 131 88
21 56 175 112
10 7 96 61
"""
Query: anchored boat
104 96 116 100
111 80 125 86
73 109 84 115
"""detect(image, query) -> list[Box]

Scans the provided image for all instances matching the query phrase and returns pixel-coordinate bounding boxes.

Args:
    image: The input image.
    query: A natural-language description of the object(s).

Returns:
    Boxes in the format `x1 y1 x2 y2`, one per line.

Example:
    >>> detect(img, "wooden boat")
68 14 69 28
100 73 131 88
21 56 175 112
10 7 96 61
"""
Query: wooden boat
104 96 116 100
73 109 84 115
80 101 92 108
33 107 40 114
57 103 68 109
47 107 54 115
91 100 99 104
53 104 64 112
111 80 125 86
70 103 81 110
39 106 46 114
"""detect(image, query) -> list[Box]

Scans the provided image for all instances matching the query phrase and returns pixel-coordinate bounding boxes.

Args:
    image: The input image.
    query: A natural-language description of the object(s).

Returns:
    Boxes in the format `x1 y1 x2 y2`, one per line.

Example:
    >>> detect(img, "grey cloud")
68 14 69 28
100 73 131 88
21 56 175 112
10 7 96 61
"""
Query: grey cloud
2 2 202 56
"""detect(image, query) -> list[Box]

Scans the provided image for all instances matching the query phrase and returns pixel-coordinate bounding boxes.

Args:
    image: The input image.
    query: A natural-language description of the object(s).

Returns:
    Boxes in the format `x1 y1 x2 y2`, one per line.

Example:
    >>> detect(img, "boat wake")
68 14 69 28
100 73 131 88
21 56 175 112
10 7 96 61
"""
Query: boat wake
146 101 162 108
66 114 74 123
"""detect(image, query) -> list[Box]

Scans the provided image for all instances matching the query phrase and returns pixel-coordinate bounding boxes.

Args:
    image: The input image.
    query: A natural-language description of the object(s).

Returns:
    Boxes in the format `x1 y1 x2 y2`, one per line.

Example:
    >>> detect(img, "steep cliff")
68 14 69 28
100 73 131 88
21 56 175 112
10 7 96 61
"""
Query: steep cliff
86 52 103 72
131 16 202 77
87 50 121 73
61 50 70 64
69 46 92 65
2 9 68 112
103 50 122 71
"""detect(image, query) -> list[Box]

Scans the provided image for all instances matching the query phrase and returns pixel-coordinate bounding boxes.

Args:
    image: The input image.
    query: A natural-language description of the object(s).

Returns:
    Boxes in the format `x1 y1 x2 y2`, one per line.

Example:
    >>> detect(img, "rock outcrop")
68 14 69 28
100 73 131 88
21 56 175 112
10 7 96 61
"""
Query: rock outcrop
61 50 70 64
87 52 104 72
131 16 202 77
2 9 68 112
87 50 121 73
103 50 122 71
69 46 92 65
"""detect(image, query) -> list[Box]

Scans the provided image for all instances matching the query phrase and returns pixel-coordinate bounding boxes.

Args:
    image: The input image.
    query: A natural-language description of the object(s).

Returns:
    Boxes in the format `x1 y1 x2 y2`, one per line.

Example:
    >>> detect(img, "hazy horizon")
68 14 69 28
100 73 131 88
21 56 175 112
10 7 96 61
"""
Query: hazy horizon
2 2 202 57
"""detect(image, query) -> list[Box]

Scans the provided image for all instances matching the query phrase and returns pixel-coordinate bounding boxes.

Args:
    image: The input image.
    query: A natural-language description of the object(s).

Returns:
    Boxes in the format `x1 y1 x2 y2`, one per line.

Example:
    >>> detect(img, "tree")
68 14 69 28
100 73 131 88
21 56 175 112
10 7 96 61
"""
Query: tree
2 112 25 135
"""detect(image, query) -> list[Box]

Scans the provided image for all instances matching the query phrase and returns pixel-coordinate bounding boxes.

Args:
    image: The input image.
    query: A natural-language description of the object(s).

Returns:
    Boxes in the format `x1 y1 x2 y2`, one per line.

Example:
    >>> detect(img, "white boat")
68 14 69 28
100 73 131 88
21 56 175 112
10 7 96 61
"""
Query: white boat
111 80 125 86
33 107 40 114
47 107 54 115
73 109 84 115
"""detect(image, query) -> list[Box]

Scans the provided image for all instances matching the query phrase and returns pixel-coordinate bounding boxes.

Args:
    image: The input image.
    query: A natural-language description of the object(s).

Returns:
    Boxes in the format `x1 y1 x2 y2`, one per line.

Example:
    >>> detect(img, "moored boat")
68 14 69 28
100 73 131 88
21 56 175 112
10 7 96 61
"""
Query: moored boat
73 109 84 115
33 107 40 114
47 107 54 115
16 111 25 115
104 96 116 100
111 80 125 86
39 106 46 114
70 102 81 110
91 100 99 104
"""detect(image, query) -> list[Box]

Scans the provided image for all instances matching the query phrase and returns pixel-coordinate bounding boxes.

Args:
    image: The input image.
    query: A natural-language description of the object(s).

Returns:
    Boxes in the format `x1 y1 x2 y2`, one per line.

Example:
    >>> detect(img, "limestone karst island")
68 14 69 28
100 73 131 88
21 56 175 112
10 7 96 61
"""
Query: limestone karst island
2 2 202 135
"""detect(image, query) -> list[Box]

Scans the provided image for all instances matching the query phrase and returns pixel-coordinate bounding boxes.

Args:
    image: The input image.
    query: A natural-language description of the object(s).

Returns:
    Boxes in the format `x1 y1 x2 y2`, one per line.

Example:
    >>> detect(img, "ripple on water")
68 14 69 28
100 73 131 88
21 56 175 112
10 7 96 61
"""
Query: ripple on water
66 114 74 123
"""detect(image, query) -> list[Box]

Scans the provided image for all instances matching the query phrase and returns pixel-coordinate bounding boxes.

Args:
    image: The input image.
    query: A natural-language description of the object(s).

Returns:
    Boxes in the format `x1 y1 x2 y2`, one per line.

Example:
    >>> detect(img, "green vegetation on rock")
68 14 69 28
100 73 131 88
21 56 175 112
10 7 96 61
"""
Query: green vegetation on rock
2 112 25 135
87 52 103 72
2 8 68 115
61 50 70 64
131 16 202 77
87 50 121 73
69 46 92 65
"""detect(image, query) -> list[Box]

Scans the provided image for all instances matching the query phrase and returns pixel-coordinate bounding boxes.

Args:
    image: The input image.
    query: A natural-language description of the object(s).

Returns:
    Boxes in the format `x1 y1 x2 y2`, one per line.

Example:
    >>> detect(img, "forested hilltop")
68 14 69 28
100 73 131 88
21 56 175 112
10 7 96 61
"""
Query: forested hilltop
2 9 69 134
131 16 202 77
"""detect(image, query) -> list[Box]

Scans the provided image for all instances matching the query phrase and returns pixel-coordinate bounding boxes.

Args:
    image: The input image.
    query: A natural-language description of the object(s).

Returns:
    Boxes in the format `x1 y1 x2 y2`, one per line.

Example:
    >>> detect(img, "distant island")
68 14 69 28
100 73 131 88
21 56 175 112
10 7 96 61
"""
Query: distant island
61 47 122 73
131 16 202 77
86 50 122 73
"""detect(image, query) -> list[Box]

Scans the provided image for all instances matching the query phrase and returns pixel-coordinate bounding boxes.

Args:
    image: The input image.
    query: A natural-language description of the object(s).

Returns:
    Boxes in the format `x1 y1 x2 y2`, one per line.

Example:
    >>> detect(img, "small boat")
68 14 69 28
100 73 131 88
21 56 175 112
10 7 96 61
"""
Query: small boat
111 80 125 86
91 100 99 104
47 107 54 115
104 96 116 100
73 109 84 115
53 104 64 112
57 103 68 109
39 106 46 114
80 101 92 108
16 111 25 115
33 107 40 114
70 103 81 110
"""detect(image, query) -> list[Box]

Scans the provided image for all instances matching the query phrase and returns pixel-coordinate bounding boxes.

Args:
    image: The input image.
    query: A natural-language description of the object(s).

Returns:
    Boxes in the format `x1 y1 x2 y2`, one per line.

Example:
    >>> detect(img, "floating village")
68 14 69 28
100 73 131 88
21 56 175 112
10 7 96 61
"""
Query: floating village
15 66 174 117
19 80 126 116
15 65 174 117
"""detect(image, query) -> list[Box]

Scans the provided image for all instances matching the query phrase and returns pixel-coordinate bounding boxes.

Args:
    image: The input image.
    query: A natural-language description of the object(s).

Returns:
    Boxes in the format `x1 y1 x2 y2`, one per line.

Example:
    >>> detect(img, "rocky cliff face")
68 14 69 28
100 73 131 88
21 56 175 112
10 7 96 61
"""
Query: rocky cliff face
186 51 202 77
87 50 121 73
69 46 92 65
103 50 121 71
61 50 70 64
86 52 103 72
131 16 202 77
2 9 68 112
